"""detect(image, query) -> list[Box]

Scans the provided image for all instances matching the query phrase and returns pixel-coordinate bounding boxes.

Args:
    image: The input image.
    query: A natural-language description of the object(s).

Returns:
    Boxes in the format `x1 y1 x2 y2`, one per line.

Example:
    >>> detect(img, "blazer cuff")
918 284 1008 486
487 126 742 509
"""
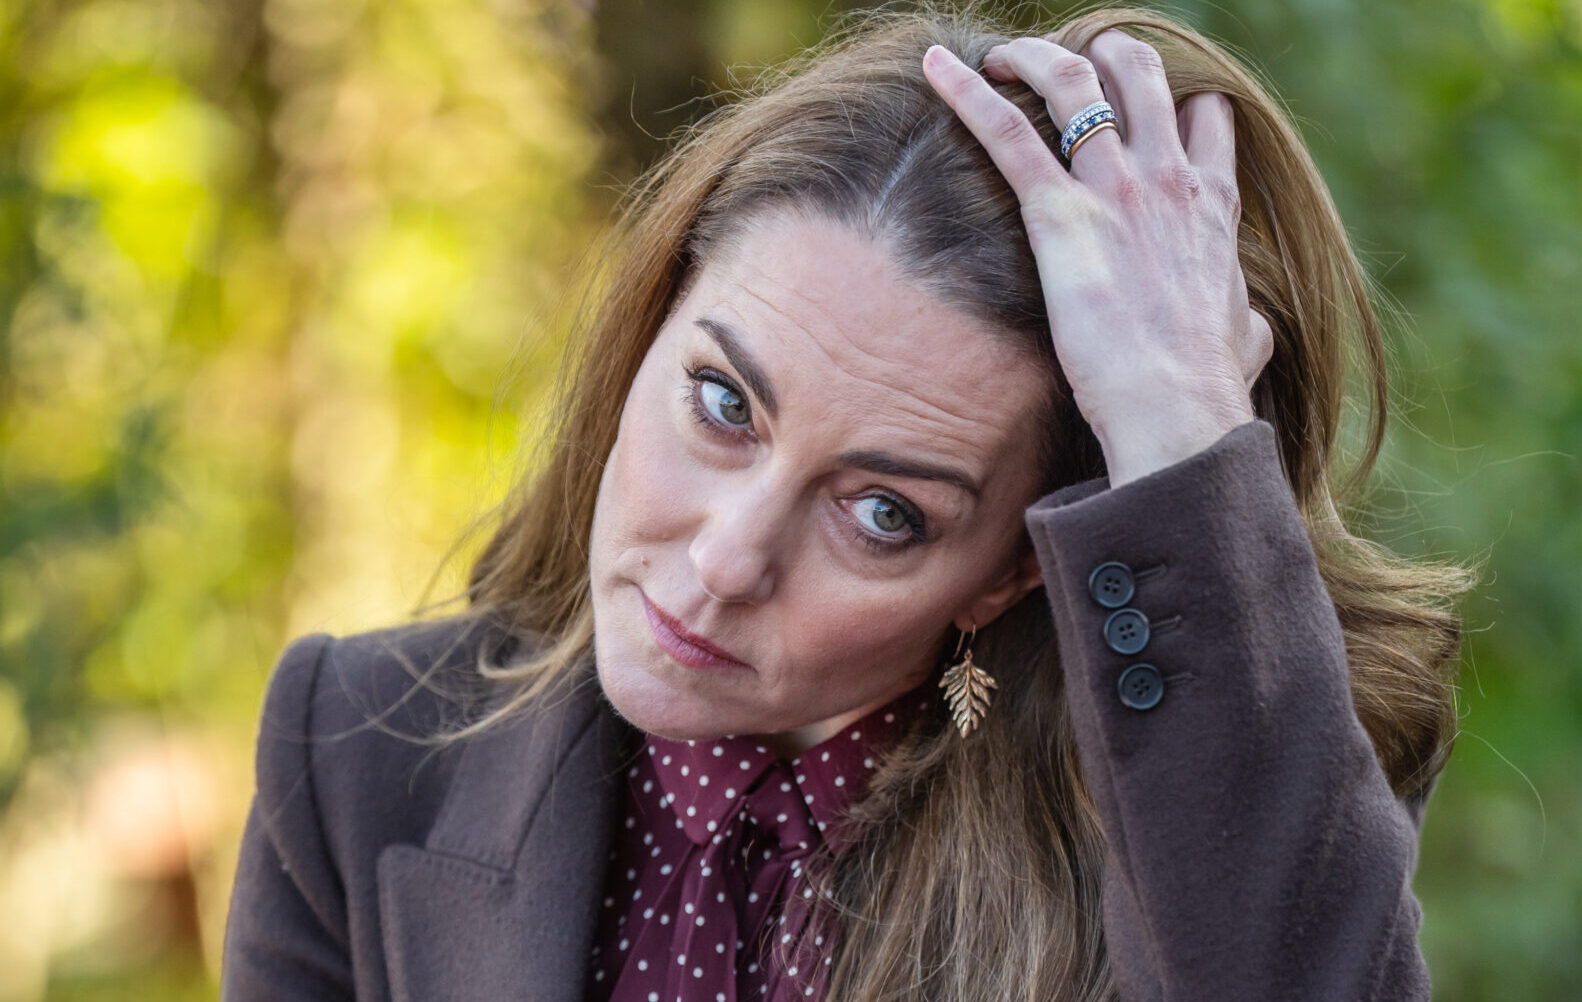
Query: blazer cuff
1021 415 1390 816
1020 417 1361 765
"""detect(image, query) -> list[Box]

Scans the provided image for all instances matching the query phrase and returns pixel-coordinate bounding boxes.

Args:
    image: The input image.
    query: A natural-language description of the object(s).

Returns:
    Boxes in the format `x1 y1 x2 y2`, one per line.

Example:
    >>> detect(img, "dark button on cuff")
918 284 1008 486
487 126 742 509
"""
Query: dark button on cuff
1103 608 1150 655
1087 561 1135 608
1118 664 1164 710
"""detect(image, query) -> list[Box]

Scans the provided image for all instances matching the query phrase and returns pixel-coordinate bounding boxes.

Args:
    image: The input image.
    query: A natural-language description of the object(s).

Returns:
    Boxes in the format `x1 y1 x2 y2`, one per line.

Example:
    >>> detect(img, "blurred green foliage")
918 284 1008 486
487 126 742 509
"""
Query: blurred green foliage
0 0 1576 998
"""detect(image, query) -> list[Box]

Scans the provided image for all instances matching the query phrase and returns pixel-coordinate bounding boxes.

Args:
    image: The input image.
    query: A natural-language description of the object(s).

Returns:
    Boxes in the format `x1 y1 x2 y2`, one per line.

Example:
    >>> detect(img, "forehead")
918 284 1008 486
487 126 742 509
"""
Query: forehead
681 211 1051 483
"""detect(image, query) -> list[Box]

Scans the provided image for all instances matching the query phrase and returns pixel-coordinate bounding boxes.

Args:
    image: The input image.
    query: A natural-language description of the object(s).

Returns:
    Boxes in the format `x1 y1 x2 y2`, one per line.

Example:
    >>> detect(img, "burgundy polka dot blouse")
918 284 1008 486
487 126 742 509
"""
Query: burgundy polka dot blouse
585 687 931 1002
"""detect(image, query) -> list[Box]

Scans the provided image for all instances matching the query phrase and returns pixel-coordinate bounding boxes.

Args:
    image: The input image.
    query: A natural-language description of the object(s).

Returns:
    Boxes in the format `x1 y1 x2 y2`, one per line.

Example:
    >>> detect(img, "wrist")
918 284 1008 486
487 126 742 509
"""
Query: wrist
1095 402 1256 488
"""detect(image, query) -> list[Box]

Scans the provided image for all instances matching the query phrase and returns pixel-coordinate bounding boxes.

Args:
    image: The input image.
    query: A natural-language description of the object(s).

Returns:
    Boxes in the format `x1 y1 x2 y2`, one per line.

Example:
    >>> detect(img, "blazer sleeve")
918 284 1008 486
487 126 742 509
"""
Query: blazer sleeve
1024 418 1431 1002
220 631 357 1001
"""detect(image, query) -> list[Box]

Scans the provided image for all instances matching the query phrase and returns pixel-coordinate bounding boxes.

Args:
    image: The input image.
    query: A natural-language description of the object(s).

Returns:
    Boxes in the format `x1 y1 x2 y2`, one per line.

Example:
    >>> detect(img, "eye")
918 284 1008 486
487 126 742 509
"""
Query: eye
696 374 751 427
851 495 920 540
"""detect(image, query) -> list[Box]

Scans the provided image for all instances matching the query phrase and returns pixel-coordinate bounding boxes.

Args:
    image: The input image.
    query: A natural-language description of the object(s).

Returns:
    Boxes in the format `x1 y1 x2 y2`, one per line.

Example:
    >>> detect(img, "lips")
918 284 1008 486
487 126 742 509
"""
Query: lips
639 590 752 671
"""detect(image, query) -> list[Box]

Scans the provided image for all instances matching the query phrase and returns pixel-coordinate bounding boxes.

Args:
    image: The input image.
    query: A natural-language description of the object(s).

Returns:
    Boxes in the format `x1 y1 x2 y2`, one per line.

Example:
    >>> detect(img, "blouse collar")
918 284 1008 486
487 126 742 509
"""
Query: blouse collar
644 686 931 853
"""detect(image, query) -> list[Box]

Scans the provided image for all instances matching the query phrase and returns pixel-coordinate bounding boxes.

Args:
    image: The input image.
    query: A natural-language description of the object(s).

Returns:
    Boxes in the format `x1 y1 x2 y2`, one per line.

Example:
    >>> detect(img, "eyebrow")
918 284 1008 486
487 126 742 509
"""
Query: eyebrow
694 315 982 500
695 317 779 419
837 450 983 500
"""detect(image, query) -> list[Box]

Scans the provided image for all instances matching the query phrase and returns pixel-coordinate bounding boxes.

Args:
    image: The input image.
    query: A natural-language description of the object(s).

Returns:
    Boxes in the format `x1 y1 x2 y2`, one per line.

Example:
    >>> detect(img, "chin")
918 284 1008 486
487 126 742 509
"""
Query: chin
593 632 738 742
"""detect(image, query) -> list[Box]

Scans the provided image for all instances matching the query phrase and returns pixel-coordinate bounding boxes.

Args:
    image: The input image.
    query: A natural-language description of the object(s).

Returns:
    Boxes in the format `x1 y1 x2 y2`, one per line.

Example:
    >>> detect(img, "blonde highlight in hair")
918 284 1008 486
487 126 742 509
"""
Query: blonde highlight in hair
425 4 1475 999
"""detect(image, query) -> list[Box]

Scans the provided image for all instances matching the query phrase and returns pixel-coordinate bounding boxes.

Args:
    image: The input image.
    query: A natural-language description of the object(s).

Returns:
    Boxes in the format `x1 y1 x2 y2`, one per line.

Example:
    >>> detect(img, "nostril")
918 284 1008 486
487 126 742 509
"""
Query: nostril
689 533 775 606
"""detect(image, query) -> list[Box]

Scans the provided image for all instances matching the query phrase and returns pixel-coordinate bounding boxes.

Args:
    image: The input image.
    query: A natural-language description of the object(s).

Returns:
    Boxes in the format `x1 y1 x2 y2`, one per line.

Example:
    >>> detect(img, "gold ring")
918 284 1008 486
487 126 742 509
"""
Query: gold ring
1065 119 1118 160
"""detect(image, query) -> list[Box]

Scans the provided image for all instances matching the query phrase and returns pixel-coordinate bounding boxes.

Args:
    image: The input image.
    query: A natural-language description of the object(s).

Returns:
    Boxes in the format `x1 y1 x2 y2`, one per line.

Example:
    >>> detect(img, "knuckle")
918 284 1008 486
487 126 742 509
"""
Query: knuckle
1110 170 1146 209
1021 191 1093 242
1157 160 1202 200
1015 159 1063 197
1092 29 1165 75
1210 174 1242 217
1085 28 1128 58
1019 199 1062 241
1123 40 1166 75
1048 54 1099 91
987 105 1033 148
1001 36 1051 66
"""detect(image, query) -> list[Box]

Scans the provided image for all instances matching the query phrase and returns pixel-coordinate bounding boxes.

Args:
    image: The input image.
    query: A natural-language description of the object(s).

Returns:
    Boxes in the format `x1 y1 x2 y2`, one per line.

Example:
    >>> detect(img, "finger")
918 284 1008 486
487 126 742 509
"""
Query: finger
980 37 1124 180
1177 91 1241 222
1083 29 1183 166
922 45 1072 201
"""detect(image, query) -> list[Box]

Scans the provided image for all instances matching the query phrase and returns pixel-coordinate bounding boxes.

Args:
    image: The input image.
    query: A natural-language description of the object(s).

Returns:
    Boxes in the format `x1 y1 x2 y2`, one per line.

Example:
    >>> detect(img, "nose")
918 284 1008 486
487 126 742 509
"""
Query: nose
688 482 781 606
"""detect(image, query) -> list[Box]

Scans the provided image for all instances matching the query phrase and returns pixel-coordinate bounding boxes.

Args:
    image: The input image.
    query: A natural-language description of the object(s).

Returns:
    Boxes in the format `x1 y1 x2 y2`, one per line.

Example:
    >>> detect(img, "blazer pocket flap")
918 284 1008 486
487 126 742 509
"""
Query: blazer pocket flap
378 843 585 1002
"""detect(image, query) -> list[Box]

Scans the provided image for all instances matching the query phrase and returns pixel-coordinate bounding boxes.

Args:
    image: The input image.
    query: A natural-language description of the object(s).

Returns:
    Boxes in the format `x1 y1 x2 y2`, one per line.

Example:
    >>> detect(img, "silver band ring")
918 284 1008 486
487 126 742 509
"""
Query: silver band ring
1062 100 1114 132
1065 100 1112 129
1060 101 1117 159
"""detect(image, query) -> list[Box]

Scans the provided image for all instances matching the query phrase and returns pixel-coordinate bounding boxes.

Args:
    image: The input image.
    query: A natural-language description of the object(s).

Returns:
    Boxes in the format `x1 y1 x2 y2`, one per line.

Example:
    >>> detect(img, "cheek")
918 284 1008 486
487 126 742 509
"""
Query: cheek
595 380 697 555
759 515 1028 709
759 574 954 703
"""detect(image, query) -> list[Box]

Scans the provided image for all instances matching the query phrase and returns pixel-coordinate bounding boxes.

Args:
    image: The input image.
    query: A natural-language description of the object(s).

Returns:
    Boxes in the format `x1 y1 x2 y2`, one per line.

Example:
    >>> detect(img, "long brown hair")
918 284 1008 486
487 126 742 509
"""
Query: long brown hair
433 4 1476 999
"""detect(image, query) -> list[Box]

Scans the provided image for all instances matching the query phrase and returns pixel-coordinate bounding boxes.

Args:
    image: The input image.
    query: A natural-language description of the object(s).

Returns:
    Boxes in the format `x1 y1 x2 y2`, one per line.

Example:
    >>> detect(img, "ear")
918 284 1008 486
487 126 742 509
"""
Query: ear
952 545 1044 634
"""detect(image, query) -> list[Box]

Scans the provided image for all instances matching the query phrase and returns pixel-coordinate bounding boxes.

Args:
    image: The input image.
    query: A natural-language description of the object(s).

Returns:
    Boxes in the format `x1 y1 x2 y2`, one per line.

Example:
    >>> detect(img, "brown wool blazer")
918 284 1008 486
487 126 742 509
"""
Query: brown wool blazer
220 419 1436 1002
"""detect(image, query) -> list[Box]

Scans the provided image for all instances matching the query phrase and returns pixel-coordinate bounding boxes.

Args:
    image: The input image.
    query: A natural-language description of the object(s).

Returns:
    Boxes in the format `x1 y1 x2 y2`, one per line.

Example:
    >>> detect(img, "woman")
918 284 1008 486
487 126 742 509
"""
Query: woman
221 5 1473 1001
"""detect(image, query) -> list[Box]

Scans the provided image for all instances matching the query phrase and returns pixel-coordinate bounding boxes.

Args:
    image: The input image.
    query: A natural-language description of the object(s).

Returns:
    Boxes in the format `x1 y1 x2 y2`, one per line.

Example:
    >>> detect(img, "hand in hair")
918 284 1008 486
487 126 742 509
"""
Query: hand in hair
922 30 1275 488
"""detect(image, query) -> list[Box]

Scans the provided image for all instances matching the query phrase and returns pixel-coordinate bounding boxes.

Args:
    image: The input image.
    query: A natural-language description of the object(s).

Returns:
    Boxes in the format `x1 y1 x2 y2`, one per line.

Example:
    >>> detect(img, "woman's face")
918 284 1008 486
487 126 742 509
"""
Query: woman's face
588 210 1053 755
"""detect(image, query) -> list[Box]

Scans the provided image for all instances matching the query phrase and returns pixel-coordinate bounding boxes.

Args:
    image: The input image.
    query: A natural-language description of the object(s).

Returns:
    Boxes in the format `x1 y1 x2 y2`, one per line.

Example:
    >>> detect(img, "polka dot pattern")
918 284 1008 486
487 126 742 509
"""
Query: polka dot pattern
584 689 931 1002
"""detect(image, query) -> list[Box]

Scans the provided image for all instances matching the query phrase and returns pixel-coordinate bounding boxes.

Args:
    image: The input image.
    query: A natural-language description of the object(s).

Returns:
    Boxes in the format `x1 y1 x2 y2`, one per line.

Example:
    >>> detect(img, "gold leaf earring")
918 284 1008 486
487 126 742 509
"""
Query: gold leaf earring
939 623 996 738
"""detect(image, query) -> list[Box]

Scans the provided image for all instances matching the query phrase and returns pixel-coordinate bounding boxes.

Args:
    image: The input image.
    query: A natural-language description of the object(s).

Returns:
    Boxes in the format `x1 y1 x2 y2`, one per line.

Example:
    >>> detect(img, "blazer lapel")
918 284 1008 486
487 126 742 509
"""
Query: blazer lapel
377 669 632 1002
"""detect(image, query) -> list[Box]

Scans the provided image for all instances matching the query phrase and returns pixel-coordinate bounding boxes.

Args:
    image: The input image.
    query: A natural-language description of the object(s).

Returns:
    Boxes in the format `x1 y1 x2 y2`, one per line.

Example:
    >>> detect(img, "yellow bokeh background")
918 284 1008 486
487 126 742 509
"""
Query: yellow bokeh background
2 0 603 995
2 0 1579 998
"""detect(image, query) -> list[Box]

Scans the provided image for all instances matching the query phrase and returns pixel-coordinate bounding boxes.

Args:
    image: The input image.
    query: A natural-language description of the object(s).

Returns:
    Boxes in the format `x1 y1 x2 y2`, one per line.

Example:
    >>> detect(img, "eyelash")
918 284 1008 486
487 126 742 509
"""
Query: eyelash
681 365 746 441
680 364 928 555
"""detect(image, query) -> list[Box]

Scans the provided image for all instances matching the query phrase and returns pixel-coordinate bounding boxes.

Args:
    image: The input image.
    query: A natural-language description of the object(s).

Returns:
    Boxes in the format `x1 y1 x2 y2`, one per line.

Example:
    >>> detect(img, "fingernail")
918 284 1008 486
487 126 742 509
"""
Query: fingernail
924 44 952 67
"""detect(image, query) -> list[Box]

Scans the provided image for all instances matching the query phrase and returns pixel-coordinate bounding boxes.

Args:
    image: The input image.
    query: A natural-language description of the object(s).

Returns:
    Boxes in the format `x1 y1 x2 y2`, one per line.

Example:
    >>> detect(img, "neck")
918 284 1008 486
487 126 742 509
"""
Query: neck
751 688 900 760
